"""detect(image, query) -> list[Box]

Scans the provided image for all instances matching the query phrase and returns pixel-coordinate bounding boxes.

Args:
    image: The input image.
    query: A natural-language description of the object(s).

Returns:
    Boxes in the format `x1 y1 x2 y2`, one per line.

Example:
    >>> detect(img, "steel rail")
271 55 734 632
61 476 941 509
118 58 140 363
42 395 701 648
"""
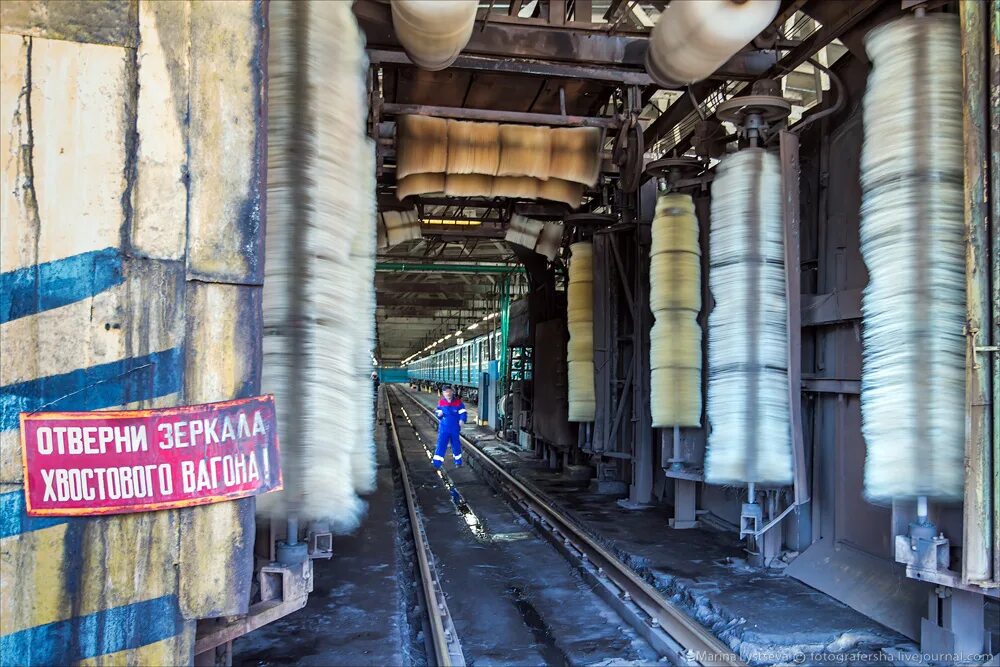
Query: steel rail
384 391 466 667
394 387 747 667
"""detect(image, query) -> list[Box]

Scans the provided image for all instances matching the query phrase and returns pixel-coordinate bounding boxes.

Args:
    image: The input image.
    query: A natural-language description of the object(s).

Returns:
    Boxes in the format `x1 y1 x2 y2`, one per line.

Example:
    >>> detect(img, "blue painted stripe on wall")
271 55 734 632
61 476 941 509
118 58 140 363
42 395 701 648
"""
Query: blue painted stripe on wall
0 248 125 324
0 347 184 432
0 595 181 665
0 490 68 539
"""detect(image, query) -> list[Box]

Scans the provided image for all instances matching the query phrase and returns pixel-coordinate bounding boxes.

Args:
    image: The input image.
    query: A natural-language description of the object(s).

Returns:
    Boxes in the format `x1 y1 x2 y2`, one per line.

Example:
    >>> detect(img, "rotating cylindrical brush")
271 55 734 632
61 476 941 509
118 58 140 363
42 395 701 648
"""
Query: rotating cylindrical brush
645 0 781 87
538 177 585 209
498 125 552 180
396 115 448 179
704 148 792 485
859 15 965 502
549 127 602 186
492 176 539 200
447 119 500 175
649 193 703 428
567 242 595 422
444 173 493 197
396 172 445 200
390 0 478 71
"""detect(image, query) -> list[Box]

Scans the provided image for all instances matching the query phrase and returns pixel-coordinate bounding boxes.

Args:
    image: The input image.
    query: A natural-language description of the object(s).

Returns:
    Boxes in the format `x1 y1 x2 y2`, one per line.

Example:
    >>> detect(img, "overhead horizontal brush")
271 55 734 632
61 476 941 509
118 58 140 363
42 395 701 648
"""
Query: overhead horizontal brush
396 172 445 200
492 175 539 200
390 0 478 71
444 173 493 197
549 127 602 186
498 125 552 180
446 119 500 175
396 114 448 179
538 177 585 209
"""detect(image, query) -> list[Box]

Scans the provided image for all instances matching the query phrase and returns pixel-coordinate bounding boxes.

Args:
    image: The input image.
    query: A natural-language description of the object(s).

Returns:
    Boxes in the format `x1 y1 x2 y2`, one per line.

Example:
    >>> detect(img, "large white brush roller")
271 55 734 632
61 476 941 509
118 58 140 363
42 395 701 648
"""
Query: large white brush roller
396 115 449 179
646 0 780 87
390 0 478 71
649 193 702 427
262 0 376 530
705 149 792 485
567 242 595 422
860 16 965 502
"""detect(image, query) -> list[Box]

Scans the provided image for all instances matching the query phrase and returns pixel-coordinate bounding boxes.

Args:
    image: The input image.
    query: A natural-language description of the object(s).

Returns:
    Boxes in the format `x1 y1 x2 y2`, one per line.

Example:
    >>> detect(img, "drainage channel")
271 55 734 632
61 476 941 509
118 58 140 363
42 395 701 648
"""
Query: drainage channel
387 387 658 667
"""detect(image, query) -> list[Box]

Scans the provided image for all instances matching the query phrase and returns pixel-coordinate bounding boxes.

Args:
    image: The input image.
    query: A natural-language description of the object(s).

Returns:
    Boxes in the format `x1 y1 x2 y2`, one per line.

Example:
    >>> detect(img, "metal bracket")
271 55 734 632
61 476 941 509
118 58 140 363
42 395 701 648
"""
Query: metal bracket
739 502 763 539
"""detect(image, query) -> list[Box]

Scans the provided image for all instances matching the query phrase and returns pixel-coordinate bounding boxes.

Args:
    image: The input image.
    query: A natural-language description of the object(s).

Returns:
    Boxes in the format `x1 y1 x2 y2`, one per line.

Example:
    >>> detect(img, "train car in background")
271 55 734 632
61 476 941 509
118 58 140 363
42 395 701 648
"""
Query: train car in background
407 329 501 403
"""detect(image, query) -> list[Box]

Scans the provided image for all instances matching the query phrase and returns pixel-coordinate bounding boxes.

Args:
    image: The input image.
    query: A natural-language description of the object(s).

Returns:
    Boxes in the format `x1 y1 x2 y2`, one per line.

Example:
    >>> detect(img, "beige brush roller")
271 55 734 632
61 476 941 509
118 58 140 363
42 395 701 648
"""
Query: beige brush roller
390 0 479 71
396 172 445 200
649 252 702 312
538 177 585 209
445 173 493 197
498 125 552 180
492 176 539 199
447 120 500 175
549 127 602 186
396 115 448 179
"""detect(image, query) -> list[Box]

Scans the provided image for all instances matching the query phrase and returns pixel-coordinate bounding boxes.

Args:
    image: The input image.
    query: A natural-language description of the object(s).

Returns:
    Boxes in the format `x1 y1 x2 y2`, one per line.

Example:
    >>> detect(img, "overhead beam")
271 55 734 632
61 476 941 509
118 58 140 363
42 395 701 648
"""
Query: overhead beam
354 0 647 65
368 49 652 86
381 102 617 128
376 297 465 308
375 283 498 295
376 262 518 274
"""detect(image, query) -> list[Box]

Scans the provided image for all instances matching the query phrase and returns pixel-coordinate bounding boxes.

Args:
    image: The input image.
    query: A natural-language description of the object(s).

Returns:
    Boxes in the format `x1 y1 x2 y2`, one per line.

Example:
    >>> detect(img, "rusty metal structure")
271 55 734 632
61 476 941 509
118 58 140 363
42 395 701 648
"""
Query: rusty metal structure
362 0 999 658
0 0 996 664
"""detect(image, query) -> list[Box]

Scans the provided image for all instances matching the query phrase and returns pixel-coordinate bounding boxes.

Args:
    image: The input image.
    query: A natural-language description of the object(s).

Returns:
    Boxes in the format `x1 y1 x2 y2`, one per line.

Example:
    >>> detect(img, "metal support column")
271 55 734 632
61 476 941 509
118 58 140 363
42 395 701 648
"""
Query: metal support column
960 0 995 586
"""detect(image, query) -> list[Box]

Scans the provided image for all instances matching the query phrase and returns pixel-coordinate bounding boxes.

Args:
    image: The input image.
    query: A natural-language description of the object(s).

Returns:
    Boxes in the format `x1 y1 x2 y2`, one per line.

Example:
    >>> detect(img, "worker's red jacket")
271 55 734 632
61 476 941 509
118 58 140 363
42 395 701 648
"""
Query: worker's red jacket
435 398 467 433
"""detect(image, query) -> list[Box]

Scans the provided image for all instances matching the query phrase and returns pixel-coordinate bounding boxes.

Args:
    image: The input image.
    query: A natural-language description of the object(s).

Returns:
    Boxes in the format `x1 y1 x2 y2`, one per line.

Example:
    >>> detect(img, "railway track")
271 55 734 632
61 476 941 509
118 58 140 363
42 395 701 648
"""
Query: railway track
388 386 747 667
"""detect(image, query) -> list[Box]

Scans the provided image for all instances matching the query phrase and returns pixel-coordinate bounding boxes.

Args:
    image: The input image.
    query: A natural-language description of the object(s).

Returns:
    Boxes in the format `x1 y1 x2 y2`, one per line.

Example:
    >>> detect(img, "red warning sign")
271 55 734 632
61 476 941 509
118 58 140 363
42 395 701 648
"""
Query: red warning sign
19 395 282 516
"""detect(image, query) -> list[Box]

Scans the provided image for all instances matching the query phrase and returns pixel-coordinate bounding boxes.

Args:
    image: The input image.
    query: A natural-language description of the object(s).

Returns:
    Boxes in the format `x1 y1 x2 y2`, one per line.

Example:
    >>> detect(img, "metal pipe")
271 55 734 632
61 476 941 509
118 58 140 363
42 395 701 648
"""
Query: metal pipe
376 262 518 274
381 102 618 128
286 515 299 546
671 425 681 470
917 495 928 523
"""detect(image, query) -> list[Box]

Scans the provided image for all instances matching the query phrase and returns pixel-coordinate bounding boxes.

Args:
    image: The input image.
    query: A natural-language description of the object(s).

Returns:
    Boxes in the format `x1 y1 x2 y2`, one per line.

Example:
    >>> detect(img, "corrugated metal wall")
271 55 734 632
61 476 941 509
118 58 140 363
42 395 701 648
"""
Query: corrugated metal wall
0 1 265 663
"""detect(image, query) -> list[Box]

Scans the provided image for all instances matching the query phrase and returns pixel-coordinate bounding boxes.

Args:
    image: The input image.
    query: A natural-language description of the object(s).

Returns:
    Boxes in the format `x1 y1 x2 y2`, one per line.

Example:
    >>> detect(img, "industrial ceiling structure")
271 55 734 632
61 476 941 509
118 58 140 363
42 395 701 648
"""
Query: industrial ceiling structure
356 0 869 367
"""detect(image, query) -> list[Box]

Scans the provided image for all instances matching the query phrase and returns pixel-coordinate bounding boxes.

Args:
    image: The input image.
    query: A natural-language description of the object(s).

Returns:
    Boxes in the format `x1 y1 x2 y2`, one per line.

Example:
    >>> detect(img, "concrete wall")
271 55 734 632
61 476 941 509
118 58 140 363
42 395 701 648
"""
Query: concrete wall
0 1 265 663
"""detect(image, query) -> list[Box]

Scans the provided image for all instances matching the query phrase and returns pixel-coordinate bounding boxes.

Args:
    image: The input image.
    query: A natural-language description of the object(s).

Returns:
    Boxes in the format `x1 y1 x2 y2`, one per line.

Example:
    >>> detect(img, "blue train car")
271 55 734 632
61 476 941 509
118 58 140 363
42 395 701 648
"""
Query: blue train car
406 329 500 401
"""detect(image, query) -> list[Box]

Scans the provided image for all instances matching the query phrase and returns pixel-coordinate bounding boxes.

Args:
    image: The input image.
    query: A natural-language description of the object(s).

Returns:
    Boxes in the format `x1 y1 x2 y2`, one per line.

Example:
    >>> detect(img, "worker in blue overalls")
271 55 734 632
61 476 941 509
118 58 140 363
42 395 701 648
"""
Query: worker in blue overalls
433 384 467 469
